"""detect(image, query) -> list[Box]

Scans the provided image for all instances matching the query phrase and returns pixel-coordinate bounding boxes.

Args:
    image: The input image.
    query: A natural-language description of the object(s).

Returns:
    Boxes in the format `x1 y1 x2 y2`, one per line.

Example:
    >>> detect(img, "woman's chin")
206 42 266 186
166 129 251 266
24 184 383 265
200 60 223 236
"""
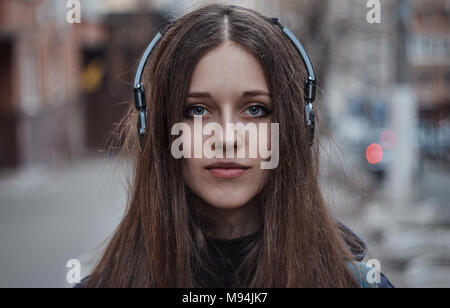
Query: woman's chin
201 197 250 210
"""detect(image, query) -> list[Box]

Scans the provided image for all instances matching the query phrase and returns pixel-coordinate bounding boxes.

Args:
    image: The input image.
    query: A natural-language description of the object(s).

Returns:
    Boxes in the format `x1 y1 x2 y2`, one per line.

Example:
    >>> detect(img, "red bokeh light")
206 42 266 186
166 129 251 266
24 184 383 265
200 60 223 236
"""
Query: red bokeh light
366 143 383 165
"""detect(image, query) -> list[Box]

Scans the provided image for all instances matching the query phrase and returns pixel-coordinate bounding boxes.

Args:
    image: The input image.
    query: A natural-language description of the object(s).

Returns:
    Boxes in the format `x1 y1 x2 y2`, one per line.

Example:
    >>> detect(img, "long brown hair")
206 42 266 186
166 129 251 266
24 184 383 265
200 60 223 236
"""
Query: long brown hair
87 3 362 288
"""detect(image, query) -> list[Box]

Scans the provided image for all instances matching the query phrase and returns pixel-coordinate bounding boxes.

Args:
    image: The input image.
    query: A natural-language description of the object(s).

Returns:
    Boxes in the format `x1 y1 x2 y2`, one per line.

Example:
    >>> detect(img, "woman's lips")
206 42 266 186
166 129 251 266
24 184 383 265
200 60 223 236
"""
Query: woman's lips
204 162 250 178
207 168 249 178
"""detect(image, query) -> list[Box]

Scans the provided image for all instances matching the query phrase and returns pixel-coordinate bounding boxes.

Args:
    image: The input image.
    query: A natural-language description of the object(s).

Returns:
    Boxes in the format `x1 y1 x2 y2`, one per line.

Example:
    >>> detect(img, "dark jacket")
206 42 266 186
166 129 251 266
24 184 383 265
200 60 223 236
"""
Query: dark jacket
74 223 394 288
338 222 394 288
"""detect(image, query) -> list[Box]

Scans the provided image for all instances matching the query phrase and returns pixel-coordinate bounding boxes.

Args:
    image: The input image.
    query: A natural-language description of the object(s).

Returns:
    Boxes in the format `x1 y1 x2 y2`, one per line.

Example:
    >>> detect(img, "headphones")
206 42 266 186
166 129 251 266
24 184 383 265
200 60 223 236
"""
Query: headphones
133 7 317 153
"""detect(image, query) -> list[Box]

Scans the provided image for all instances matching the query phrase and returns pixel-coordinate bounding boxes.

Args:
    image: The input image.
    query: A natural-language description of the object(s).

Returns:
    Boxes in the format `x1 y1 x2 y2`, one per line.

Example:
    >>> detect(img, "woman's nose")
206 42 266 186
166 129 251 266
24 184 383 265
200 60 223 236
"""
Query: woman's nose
216 107 245 154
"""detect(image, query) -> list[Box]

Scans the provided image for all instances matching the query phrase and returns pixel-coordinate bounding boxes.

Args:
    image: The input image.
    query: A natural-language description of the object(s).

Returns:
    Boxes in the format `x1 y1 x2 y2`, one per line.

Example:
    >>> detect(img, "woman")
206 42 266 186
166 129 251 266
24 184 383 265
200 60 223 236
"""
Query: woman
77 3 394 288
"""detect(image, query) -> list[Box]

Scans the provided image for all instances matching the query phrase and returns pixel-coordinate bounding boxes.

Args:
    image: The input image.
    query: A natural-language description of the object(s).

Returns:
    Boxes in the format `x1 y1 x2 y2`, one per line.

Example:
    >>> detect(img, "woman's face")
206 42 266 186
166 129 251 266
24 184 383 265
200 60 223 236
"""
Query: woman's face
181 40 273 210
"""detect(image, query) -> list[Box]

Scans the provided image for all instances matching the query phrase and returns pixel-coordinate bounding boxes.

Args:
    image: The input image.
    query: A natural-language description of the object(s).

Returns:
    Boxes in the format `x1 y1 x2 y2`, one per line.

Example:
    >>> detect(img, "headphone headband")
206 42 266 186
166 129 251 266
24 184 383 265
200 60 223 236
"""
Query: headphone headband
133 11 317 152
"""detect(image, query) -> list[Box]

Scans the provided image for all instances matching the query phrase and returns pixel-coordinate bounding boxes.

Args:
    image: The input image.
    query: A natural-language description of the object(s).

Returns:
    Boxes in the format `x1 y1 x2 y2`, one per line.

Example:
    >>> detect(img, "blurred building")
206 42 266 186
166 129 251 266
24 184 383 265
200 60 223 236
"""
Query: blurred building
0 0 169 168
410 0 450 117
0 0 105 168
409 0 450 162
83 8 167 152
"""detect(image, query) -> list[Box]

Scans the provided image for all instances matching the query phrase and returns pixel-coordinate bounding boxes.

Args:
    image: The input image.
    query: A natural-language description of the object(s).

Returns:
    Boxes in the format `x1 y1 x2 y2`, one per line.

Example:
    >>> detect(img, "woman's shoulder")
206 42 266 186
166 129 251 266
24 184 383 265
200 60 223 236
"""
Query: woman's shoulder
338 222 395 288
346 260 395 288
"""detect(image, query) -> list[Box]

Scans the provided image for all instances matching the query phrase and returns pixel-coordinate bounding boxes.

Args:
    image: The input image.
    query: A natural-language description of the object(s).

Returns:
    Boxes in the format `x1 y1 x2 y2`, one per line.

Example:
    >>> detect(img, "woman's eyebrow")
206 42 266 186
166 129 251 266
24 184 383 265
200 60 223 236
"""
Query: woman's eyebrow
187 90 272 98
242 90 272 98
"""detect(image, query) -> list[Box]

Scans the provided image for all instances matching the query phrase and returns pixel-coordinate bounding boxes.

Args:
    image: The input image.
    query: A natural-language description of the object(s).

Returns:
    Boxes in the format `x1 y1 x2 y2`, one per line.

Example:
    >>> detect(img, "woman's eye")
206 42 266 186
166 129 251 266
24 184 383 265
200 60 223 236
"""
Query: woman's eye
184 104 271 118
185 105 210 117
243 105 271 117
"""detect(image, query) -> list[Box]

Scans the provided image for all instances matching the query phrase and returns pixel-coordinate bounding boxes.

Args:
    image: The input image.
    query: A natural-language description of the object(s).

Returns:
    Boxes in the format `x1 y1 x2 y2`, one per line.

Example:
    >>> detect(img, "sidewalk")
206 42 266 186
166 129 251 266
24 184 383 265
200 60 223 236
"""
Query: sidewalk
0 156 129 287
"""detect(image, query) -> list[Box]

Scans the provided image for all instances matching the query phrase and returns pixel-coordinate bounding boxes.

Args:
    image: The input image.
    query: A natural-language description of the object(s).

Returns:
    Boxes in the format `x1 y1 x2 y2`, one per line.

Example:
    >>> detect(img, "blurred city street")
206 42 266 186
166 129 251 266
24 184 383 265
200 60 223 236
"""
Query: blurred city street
320 138 450 288
0 155 128 287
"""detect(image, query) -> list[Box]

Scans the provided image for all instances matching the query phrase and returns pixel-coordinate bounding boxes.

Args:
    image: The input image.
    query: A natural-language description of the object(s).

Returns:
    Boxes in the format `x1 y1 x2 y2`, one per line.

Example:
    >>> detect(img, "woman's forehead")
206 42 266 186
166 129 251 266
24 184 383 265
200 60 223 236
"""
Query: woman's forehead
188 41 269 99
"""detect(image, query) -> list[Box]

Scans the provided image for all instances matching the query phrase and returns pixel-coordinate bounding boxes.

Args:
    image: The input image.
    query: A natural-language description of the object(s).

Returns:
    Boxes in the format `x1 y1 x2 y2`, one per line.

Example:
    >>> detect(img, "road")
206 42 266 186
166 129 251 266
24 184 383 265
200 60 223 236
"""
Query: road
0 156 128 287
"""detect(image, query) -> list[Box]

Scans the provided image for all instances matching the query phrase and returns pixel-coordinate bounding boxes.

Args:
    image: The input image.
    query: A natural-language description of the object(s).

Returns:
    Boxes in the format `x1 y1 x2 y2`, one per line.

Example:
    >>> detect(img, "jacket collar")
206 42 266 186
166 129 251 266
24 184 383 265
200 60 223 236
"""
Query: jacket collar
337 221 368 262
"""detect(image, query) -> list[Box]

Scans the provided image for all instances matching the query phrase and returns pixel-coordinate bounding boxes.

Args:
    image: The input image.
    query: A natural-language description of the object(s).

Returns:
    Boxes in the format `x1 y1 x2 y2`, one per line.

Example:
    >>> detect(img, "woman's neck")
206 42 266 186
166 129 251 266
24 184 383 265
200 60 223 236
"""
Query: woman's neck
205 198 263 240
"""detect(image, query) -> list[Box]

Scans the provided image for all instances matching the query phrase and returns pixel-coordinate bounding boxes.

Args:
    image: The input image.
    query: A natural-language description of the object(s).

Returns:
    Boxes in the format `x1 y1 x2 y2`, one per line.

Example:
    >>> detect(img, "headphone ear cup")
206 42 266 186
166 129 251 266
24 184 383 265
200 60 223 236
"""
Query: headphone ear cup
137 109 147 152
309 108 315 146
134 84 148 152
305 102 315 146
133 31 163 153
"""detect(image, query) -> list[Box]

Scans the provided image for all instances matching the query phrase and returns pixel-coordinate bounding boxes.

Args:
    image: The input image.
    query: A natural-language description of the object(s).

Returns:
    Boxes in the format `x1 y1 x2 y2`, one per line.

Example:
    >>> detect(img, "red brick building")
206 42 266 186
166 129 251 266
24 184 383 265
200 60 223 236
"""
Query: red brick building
0 0 168 168
0 0 105 168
